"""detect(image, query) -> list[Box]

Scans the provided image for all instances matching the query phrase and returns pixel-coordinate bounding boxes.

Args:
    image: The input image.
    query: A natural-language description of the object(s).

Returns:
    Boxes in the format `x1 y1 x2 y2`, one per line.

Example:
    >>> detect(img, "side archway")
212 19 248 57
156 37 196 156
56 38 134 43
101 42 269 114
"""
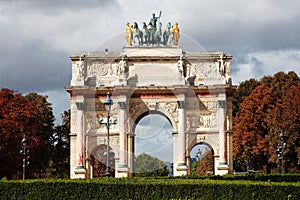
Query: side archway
190 142 215 175
90 144 115 178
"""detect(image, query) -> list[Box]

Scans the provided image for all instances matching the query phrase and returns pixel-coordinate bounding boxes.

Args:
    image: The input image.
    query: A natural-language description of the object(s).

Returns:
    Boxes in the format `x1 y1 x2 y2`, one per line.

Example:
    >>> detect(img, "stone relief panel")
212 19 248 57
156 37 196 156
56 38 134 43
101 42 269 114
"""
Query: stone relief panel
199 112 217 129
186 112 200 129
186 61 229 85
203 101 218 110
129 101 143 117
159 102 178 123
71 59 124 87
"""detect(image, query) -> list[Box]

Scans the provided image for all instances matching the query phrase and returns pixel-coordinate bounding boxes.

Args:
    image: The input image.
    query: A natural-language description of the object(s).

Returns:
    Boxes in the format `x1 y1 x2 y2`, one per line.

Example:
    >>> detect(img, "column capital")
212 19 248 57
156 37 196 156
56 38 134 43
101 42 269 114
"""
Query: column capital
118 101 127 109
177 100 186 109
218 100 226 108
76 102 85 110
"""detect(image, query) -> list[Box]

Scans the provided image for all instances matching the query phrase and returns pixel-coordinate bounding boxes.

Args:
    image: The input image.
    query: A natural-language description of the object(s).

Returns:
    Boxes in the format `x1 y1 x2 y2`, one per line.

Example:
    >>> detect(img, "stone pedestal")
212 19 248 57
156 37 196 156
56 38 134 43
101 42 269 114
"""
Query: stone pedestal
117 166 129 177
74 167 86 179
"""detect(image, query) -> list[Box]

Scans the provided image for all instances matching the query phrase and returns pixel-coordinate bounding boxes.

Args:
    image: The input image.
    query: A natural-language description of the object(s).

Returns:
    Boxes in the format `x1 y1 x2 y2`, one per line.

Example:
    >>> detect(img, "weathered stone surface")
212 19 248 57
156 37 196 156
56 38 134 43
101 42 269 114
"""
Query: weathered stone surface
66 46 235 178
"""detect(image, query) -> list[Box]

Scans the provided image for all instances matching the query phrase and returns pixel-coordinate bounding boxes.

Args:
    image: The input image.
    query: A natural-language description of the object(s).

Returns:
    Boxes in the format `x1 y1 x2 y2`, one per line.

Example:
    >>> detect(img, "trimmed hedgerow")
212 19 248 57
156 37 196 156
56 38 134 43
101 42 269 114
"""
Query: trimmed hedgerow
170 173 300 182
0 177 299 200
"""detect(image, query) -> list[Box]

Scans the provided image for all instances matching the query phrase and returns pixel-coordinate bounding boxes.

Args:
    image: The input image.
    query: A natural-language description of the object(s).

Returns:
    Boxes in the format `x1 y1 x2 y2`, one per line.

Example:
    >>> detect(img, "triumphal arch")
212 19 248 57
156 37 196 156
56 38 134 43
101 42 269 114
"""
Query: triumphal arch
66 17 235 178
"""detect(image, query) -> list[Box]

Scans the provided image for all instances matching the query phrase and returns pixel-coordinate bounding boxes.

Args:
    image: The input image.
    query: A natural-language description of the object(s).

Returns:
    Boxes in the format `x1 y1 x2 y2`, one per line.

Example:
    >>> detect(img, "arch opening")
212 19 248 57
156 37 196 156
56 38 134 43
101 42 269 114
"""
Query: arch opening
133 112 173 176
90 144 115 178
190 142 215 175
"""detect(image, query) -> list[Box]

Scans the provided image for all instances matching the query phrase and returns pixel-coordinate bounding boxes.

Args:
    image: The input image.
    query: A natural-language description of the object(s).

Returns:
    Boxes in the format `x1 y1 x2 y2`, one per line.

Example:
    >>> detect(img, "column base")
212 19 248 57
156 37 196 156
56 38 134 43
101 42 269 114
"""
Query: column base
217 162 229 175
74 166 86 179
116 165 129 177
174 163 188 176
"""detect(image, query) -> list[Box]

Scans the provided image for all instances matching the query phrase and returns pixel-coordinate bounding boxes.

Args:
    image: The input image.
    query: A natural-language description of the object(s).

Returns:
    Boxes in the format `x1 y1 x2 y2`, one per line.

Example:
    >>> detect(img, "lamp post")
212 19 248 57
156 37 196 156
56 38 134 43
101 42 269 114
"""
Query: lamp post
195 148 202 161
19 135 29 180
277 131 286 173
98 92 117 177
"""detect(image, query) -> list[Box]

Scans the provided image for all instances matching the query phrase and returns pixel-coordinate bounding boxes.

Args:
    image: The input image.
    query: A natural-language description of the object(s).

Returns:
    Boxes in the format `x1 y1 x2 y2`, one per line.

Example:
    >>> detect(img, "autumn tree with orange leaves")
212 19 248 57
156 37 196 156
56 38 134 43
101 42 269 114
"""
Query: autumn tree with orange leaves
233 71 300 173
0 88 55 179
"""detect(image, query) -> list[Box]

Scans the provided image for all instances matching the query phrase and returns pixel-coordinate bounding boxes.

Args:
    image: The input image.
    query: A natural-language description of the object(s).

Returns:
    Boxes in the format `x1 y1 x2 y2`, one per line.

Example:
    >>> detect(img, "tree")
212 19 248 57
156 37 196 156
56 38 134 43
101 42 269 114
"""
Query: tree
195 151 214 175
233 85 275 172
0 88 43 179
134 152 168 176
233 71 300 173
25 93 55 178
232 78 260 118
267 85 300 173
48 110 70 178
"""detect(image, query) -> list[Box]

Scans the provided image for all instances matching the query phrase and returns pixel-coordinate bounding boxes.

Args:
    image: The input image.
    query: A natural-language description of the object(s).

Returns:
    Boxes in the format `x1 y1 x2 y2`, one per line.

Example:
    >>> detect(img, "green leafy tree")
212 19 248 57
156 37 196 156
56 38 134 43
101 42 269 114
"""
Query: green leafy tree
48 110 70 178
134 152 168 177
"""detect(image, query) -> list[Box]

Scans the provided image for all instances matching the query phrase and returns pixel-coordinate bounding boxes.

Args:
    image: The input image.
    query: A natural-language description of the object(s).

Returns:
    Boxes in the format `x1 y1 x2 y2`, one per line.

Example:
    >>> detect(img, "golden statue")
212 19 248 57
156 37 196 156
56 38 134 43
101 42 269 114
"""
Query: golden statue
125 22 133 46
172 22 180 46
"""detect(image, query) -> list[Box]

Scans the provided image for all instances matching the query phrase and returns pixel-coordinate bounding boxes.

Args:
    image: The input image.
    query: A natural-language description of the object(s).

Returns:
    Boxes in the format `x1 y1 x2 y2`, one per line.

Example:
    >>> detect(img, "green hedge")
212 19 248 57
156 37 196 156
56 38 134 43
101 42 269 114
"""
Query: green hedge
0 178 299 200
172 173 300 182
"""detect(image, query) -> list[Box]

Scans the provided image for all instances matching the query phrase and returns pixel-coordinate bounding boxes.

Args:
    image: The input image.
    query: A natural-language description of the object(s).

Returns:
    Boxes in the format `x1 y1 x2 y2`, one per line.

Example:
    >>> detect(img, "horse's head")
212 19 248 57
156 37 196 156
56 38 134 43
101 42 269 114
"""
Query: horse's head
158 22 162 29
142 22 147 29
133 22 138 29
167 22 171 30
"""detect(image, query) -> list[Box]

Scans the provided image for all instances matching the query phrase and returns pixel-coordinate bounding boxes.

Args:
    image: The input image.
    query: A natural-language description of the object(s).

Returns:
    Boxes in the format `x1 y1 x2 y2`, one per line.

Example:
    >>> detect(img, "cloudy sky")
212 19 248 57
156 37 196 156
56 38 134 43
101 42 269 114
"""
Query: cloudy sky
135 114 173 162
1 0 300 124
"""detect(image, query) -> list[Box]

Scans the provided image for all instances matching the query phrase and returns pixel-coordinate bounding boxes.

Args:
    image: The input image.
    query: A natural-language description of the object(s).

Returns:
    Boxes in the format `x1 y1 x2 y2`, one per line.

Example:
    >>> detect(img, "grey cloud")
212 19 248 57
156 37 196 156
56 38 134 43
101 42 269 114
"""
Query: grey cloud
1 0 120 15
0 39 70 93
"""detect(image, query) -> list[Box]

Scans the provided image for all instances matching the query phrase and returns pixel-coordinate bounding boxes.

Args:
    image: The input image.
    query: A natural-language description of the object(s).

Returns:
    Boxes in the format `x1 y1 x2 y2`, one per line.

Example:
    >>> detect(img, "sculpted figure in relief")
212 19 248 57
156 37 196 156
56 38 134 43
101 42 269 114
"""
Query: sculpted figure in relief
76 57 84 79
119 56 127 75
218 54 226 77
177 56 184 78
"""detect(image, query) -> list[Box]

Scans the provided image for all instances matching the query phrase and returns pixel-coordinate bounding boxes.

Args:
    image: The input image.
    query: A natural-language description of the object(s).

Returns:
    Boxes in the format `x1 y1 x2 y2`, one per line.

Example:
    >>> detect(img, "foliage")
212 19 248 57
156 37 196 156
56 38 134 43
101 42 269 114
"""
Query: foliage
0 177 299 200
194 150 214 175
233 71 300 173
0 88 45 179
134 152 169 177
47 110 70 178
232 78 260 118
0 88 70 179
24 93 55 178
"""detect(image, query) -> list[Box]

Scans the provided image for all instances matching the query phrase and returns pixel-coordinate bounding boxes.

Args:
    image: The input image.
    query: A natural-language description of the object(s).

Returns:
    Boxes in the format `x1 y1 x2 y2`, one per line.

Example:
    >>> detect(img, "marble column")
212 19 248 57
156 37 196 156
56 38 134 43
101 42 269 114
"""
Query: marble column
218 100 228 168
118 102 128 170
177 100 186 166
75 102 85 172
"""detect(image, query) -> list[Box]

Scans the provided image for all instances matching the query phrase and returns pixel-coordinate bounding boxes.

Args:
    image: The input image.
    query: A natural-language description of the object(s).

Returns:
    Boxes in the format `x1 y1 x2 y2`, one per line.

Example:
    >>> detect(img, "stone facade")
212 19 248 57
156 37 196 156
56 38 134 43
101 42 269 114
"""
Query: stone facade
66 46 235 178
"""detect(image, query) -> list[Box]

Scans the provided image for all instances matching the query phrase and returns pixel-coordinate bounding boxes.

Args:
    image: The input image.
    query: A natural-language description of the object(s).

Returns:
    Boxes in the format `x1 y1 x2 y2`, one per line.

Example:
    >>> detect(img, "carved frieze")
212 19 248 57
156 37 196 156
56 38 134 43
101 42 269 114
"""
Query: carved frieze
129 101 143 116
160 102 178 123
199 112 217 128
86 112 101 130
186 62 227 85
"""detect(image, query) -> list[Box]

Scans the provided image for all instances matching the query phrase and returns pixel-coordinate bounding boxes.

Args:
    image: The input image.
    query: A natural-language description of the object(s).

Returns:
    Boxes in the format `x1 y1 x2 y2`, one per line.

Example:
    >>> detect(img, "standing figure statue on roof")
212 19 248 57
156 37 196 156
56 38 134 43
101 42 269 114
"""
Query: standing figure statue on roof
125 22 133 46
149 11 162 45
172 22 180 46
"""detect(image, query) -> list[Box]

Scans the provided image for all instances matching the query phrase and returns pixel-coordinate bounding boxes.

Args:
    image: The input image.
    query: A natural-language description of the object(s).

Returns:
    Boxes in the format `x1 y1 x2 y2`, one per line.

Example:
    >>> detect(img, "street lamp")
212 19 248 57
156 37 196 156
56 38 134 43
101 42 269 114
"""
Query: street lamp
277 130 286 173
195 148 202 161
98 92 117 177
19 135 29 180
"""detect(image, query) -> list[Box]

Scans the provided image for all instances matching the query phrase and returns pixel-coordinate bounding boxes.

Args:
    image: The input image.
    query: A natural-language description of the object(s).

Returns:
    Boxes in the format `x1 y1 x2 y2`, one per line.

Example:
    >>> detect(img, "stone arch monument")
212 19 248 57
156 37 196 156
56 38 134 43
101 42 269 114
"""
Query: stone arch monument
66 18 236 178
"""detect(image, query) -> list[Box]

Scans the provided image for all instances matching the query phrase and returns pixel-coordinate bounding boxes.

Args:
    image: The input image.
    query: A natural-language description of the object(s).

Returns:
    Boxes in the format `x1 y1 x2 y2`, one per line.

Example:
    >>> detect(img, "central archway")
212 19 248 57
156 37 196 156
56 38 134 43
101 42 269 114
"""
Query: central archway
133 112 173 175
